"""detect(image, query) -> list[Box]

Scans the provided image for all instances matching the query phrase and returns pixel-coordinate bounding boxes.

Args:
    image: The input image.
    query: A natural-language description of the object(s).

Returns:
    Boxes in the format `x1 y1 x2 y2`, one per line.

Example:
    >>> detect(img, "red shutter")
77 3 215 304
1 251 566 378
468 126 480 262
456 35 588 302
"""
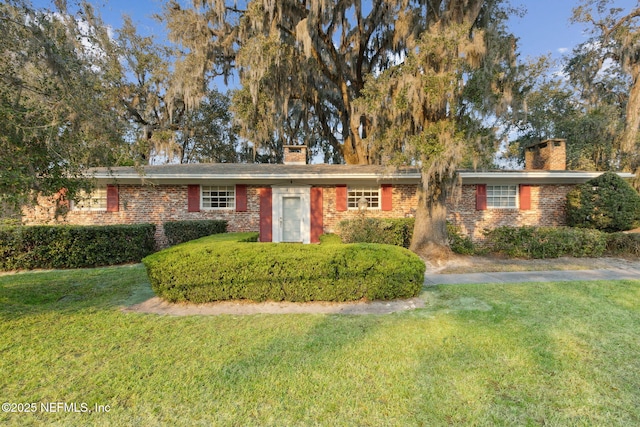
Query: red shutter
187 185 200 212
310 187 324 243
519 184 531 210
381 184 393 211
259 187 272 242
236 184 247 212
476 184 487 211
56 188 69 210
335 185 347 212
106 185 119 212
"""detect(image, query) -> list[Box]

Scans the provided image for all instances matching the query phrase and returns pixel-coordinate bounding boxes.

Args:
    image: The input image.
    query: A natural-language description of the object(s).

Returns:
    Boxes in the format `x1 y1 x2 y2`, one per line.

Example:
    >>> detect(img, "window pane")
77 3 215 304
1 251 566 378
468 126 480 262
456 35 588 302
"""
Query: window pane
201 186 235 209
487 185 517 208
73 188 107 210
347 187 380 209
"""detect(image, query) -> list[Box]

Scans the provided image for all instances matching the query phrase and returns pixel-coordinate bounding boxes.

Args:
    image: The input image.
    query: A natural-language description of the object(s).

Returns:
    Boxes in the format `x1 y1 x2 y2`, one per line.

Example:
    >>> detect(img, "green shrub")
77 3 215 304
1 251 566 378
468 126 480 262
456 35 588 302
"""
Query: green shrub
338 217 477 254
566 172 640 232
606 233 640 257
0 224 156 270
338 217 414 248
483 226 607 258
319 233 342 245
447 223 476 255
143 233 425 303
163 220 227 246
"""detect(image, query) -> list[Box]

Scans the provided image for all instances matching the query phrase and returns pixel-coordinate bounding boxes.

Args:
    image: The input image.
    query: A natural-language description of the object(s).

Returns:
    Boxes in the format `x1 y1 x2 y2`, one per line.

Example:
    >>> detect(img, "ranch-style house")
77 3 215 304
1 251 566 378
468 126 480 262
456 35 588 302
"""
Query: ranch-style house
22 139 634 247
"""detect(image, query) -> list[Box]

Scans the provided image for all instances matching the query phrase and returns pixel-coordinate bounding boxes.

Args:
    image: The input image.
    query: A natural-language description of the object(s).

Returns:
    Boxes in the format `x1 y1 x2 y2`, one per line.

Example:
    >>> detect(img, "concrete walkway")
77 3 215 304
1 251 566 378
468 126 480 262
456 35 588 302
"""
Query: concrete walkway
424 267 640 285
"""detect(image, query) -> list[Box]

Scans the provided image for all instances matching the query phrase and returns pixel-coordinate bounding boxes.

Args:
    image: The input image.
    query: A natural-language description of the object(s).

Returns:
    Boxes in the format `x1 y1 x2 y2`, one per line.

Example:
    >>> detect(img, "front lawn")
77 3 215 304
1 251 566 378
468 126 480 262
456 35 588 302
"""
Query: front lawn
1 266 639 425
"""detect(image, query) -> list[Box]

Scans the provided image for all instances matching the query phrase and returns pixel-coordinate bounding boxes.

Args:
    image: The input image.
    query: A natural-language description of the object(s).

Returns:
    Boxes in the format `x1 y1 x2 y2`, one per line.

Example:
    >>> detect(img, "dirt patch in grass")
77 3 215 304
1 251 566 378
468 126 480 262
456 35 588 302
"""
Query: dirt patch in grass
123 296 425 316
430 255 640 274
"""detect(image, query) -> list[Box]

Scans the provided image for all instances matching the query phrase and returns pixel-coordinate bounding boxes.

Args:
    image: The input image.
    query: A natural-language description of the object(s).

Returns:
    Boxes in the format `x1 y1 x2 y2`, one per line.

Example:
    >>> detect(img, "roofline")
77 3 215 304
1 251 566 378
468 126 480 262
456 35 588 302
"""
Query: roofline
88 167 423 183
458 171 635 184
88 167 634 185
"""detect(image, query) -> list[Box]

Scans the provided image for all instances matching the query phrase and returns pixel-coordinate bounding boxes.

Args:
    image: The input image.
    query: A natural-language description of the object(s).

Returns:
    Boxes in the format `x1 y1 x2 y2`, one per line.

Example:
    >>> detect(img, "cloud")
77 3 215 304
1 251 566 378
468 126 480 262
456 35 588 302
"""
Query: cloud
557 47 569 54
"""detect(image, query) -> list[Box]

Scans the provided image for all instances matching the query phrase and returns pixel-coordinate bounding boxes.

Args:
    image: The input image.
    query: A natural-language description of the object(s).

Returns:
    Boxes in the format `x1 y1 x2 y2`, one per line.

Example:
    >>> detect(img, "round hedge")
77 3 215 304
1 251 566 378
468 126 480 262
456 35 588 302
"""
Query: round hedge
142 232 425 303
566 172 640 232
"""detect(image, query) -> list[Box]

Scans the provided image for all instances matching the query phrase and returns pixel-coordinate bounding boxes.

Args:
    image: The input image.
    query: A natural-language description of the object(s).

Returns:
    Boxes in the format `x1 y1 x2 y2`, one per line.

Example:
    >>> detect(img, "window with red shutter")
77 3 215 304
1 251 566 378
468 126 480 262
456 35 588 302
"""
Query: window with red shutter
335 185 347 211
106 185 119 212
187 185 200 212
381 184 393 211
310 187 323 243
56 188 70 210
519 184 531 210
476 184 487 211
236 184 247 212
259 188 272 242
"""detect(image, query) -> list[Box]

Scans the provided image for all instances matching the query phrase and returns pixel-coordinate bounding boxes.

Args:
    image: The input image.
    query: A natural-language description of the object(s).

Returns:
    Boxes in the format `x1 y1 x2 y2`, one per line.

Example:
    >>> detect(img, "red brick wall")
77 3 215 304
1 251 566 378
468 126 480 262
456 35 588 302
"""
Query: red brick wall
525 139 567 171
446 184 572 242
321 184 418 233
22 182 574 246
22 185 261 247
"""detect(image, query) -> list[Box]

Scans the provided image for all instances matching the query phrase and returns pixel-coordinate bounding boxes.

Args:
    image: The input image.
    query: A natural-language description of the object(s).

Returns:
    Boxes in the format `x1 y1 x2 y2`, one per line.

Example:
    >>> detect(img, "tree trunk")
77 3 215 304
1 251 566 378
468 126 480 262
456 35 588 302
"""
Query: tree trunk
409 172 452 261
620 66 640 167
342 133 368 165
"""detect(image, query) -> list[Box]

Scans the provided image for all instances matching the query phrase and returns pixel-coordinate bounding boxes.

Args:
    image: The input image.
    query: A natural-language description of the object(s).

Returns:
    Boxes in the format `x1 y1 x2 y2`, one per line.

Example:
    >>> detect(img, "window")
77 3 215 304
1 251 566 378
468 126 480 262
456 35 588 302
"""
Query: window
487 185 517 208
72 187 107 211
202 185 235 209
348 187 380 209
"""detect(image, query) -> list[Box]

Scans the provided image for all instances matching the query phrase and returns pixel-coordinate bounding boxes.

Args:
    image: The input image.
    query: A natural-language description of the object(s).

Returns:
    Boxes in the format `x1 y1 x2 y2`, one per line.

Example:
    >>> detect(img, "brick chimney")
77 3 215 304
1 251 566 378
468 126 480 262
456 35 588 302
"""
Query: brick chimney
283 145 307 165
525 139 566 171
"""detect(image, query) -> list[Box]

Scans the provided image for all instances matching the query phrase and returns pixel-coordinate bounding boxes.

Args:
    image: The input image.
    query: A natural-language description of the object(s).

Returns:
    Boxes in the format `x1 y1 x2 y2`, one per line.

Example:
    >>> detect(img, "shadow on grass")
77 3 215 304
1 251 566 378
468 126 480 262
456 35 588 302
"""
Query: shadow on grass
410 281 640 425
0 264 151 319
195 313 385 423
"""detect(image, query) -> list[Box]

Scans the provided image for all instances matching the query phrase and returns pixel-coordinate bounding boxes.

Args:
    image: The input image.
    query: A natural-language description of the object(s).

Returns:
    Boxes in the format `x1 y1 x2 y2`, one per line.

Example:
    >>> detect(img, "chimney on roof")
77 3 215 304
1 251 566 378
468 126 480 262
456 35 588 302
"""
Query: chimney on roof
283 145 307 165
525 139 566 171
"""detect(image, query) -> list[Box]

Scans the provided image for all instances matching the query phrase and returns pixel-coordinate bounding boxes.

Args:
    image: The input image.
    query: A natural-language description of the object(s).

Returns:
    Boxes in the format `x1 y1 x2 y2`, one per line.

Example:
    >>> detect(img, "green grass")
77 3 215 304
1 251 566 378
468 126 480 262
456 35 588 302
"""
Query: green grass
1 266 639 426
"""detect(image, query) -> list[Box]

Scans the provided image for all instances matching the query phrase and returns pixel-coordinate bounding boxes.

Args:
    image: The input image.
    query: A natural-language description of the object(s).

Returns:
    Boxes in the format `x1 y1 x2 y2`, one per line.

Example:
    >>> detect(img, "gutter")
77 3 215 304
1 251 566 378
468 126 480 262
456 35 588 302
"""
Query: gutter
88 167 634 185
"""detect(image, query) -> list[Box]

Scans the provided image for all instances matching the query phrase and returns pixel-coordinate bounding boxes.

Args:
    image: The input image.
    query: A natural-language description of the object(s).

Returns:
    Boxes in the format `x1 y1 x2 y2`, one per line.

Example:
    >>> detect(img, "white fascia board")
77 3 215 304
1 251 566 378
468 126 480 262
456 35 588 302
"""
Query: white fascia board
89 171 423 184
458 171 635 184
89 169 634 185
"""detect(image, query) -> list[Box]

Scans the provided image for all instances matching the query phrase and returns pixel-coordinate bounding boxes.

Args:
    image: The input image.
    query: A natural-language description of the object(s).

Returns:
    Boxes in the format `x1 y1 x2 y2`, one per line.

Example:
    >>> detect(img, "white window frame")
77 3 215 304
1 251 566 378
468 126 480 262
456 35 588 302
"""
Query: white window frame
71 187 107 211
347 186 381 210
201 185 235 210
487 185 518 209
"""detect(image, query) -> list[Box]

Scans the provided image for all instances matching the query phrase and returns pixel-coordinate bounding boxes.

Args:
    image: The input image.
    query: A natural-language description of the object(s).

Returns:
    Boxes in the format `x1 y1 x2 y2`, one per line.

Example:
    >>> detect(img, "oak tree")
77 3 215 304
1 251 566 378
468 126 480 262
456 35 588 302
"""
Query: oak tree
569 0 640 170
163 0 434 164
355 0 521 256
0 0 127 213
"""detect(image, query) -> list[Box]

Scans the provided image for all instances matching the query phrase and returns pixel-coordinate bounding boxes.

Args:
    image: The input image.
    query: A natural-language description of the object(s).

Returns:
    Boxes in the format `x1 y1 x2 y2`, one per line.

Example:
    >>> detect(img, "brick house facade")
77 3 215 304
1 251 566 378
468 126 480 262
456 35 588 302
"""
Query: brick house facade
21 142 634 247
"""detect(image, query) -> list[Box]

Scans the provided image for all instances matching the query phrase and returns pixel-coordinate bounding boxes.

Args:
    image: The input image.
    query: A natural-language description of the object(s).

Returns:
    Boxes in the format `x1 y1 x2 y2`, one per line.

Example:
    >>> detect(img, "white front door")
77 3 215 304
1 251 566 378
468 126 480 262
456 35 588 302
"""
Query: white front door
282 196 302 242
272 185 311 244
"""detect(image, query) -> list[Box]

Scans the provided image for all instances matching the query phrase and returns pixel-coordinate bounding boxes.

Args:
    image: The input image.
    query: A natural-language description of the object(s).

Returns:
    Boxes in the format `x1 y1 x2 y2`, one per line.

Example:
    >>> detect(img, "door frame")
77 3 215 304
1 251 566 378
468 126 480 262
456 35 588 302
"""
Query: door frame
271 185 311 243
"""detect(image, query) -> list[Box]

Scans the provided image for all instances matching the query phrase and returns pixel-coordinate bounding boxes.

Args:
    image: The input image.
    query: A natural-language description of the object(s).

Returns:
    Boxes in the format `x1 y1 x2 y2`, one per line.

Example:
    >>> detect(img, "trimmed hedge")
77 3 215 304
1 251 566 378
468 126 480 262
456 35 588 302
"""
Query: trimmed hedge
0 224 156 270
606 232 640 257
338 217 414 248
163 220 227 246
566 171 640 232
483 226 607 258
143 232 425 303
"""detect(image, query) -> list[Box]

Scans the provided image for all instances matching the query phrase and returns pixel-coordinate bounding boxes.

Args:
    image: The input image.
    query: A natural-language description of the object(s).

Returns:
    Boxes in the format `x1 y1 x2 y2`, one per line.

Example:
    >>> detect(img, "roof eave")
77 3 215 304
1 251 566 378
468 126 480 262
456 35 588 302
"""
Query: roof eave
458 171 635 184
88 168 635 185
